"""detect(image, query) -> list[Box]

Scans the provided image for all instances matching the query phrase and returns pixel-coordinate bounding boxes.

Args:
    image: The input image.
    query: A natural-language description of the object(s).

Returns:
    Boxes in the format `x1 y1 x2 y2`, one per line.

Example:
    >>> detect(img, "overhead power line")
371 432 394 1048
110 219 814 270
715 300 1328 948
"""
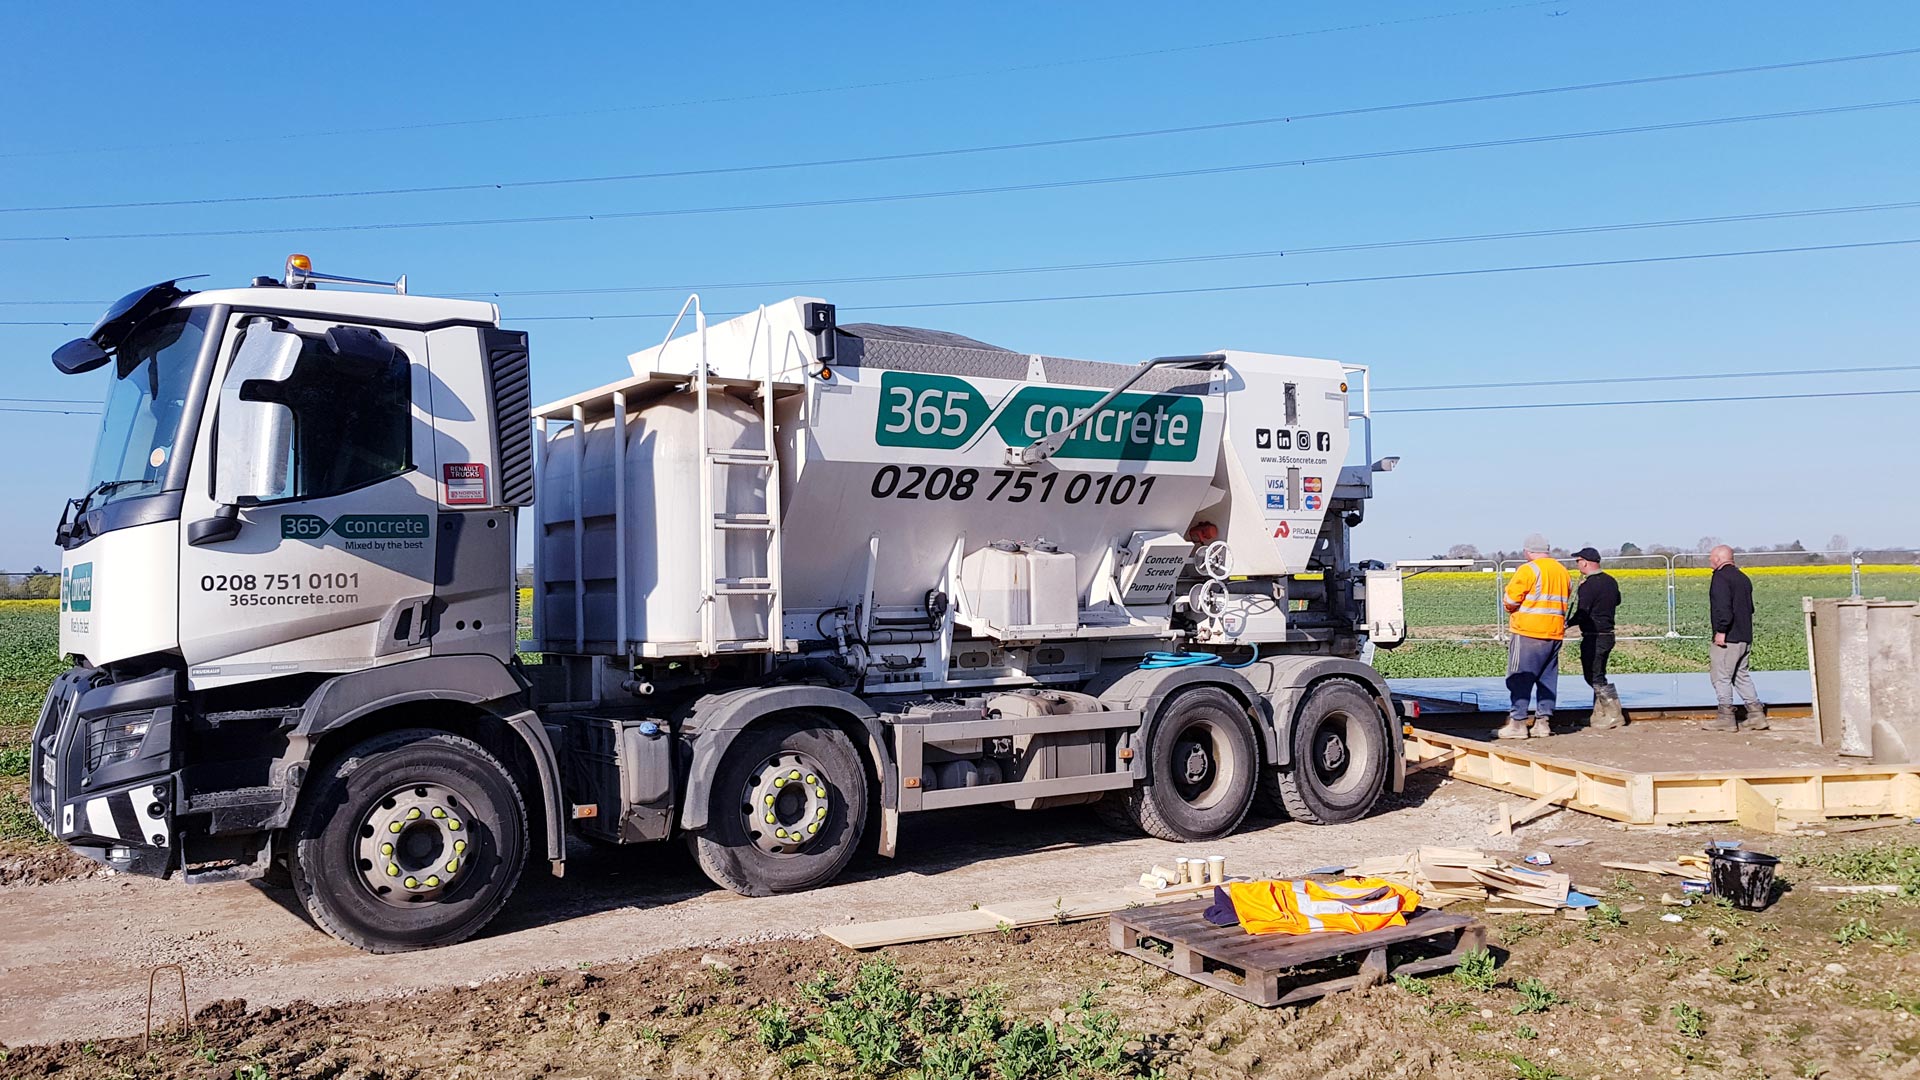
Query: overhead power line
3 236 1915 330
8 196 1918 309
11 46 1917 215
5 97 1912 246
1378 388 1920 413
0 2 1567 160
1377 362 1920 393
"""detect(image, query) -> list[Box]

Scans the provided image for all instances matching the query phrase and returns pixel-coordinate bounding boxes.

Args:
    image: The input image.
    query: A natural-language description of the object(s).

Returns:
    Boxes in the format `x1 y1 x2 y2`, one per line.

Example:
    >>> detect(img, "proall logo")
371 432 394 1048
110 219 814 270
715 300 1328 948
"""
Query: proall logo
282 514 430 541
872 371 1202 462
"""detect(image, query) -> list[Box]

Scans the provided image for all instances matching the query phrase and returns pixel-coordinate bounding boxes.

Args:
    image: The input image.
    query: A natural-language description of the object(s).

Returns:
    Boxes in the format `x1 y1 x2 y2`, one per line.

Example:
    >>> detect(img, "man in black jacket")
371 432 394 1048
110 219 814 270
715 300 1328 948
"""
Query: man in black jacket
1705 545 1767 731
1568 547 1625 729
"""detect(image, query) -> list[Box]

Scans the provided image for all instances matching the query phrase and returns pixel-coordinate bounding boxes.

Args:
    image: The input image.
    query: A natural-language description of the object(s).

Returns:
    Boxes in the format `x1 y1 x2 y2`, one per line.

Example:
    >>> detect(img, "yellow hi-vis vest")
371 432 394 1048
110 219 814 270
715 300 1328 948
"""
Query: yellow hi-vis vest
1505 557 1571 641
1225 877 1421 936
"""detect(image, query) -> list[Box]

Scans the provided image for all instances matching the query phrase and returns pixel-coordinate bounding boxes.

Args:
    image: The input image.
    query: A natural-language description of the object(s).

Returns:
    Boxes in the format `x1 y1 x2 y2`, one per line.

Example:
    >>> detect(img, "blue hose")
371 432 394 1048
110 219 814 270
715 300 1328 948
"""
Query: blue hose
1139 644 1260 670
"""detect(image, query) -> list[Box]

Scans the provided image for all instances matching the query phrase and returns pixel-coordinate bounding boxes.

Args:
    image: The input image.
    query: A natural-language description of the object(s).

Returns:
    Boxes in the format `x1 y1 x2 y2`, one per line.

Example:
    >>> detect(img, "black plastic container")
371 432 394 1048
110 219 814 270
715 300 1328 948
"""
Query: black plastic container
1706 848 1779 910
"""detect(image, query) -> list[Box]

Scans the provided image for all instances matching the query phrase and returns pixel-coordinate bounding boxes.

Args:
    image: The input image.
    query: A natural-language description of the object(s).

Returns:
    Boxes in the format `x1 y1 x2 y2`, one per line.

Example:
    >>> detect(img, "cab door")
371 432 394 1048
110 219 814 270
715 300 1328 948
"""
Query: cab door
177 313 439 689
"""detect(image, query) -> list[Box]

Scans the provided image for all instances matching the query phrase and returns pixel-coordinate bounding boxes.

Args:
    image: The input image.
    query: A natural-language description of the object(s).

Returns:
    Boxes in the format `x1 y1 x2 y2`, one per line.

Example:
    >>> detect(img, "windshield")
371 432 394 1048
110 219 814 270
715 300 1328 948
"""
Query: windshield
84 309 209 506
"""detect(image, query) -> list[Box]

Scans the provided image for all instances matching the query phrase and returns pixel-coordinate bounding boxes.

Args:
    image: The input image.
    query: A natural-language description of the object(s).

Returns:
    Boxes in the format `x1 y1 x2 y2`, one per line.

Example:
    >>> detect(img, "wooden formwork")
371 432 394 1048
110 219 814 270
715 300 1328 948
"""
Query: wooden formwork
1403 727 1920 829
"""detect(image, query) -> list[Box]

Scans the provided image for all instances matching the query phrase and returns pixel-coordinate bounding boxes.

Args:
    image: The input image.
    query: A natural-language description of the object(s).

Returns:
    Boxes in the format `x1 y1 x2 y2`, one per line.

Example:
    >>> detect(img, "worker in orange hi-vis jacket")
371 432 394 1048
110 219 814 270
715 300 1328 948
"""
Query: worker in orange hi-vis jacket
1498 534 1571 740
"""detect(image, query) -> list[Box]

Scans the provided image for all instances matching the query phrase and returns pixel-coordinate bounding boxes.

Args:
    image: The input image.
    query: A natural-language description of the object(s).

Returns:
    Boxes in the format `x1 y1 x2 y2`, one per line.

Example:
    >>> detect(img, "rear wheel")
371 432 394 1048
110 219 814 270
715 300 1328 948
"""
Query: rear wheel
1268 680 1390 824
1100 686 1257 841
289 729 527 953
692 718 868 896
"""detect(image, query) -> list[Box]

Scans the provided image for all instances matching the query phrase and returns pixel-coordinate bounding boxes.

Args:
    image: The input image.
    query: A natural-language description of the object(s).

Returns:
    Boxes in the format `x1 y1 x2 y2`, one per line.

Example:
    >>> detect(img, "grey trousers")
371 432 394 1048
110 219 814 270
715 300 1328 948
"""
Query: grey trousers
1710 641 1763 707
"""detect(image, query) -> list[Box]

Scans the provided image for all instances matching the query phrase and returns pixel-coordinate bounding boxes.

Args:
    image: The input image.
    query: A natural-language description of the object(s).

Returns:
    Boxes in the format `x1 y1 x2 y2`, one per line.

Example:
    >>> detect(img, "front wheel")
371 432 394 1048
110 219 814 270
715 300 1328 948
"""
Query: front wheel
289 729 527 953
1100 686 1258 842
1267 680 1390 824
692 717 868 896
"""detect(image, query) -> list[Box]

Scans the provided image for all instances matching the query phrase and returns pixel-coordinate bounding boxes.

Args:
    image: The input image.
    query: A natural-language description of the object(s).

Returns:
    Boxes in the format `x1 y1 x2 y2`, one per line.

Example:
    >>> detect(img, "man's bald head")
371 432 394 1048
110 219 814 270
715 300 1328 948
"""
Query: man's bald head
1709 545 1735 568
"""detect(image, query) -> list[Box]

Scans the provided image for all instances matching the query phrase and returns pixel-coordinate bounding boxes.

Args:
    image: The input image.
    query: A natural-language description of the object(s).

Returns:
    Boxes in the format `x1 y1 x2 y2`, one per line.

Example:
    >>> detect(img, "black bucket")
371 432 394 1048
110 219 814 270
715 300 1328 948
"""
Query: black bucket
1706 848 1779 910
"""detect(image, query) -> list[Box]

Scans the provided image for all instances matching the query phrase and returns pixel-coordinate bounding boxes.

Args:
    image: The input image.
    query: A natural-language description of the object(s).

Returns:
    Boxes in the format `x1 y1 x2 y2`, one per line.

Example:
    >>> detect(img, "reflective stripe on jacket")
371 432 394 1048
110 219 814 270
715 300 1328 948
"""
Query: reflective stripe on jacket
1225 876 1421 936
1505 557 1570 641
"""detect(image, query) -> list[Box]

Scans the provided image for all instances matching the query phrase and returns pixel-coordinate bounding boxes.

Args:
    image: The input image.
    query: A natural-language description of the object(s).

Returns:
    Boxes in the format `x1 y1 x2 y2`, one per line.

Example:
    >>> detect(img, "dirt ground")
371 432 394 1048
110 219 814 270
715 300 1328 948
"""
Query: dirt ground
0 775 1511 1049
5 804 1918 1079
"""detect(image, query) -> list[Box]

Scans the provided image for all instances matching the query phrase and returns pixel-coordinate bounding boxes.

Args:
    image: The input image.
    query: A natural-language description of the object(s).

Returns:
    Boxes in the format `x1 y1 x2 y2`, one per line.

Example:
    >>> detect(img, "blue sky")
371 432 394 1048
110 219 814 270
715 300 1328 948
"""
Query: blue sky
2 0 1916 569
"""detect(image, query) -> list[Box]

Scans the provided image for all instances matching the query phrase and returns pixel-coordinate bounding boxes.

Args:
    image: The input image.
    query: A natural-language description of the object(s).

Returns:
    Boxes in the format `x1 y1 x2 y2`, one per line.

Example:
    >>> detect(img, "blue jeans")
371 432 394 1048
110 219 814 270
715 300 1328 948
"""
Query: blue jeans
1506 635 1562 721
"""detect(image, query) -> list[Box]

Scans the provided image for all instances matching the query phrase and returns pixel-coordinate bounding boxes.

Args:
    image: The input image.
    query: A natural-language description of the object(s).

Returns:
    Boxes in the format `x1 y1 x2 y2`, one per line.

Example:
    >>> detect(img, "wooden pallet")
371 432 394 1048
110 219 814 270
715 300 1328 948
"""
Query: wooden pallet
1109 899 1486 1007
1404 727 1920 829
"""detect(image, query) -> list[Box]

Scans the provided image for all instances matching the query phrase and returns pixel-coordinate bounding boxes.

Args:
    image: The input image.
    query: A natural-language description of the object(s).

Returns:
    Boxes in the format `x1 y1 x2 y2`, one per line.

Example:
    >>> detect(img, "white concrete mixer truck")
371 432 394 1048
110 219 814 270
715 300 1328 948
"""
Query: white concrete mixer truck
31 257 1407 952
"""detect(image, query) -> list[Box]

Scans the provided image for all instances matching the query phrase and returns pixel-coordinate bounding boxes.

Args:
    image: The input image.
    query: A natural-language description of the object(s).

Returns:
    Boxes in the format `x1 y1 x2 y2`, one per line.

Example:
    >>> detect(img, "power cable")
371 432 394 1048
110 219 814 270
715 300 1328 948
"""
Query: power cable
3 98 1912 245
494 236 1920 320
0 2 1571 160
1377 362 1920 393
1378 388 1920 413
8 196 1918 308
11 45 1915 215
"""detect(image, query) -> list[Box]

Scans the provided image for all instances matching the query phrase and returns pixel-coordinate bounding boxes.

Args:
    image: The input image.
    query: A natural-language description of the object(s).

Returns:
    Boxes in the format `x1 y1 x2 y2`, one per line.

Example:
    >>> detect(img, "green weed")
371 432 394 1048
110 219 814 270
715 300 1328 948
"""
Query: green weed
1591 902 1626 928
1514 1024 1537 1040
0 790 47 843
1507 1052 1570 1080
754 1005 797 1051
1671 1001 1707 1039
1394 973 1434 996
1803 842 1920 897
1510 978 1564 1014
1834 918 1875 946
1454 948 1500 991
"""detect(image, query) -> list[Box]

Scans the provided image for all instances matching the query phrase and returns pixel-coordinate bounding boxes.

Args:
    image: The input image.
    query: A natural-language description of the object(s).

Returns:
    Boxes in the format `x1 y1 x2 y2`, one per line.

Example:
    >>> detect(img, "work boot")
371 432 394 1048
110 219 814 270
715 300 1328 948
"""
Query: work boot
1496 717 1531 740
1590 684 1626 730
1743 703 1770 731
1529 715 1554 738
1702 704 1738 732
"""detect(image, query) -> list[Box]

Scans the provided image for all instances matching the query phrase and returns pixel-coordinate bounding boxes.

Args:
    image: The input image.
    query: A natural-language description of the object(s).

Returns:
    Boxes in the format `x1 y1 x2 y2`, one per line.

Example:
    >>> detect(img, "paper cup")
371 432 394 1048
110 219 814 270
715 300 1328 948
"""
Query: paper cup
1206 855 1226 884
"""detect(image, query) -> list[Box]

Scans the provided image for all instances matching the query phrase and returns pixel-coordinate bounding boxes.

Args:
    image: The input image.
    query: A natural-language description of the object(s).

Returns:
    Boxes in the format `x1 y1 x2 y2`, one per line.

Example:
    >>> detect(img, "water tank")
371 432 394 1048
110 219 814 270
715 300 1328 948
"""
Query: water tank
537 389 769 653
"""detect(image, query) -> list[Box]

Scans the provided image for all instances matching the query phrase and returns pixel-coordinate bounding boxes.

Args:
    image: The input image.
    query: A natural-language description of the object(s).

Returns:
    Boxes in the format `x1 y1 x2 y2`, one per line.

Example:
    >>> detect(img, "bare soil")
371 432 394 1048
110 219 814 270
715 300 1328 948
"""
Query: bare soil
5 822 1918 1080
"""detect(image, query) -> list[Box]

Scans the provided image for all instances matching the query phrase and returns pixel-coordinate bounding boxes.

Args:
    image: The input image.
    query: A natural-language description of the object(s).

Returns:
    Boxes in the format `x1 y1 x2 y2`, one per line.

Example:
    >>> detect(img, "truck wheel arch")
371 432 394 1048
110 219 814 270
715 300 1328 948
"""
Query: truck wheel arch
278 656 568 864
675 685 894 843
1090 665 1270 781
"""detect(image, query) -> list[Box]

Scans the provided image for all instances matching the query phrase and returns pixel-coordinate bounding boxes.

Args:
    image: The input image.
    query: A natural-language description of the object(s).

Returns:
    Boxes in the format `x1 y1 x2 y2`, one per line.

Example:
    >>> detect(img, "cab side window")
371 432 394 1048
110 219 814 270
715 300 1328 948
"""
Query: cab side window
216 320 413 504
280 330 411 498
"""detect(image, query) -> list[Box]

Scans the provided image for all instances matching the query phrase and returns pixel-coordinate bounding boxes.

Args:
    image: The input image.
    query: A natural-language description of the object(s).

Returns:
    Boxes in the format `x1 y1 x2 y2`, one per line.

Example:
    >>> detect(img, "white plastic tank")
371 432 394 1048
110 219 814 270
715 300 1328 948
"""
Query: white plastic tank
538 388 770 652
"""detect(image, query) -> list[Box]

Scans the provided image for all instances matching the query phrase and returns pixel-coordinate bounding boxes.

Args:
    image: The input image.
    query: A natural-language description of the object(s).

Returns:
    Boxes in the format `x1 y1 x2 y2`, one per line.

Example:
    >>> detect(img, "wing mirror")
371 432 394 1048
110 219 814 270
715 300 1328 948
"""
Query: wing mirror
52 337 111 375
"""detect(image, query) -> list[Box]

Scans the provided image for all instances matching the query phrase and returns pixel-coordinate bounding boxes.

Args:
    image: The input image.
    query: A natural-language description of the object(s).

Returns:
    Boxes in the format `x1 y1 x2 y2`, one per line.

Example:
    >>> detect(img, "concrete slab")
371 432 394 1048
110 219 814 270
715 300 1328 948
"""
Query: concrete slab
1391 670 1811 715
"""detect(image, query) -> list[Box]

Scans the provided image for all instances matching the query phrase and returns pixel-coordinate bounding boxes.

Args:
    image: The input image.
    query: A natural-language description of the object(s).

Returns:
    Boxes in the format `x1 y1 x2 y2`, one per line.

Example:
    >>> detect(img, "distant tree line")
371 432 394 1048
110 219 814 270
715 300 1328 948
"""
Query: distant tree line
1 567 60 600
1433 535 1878 563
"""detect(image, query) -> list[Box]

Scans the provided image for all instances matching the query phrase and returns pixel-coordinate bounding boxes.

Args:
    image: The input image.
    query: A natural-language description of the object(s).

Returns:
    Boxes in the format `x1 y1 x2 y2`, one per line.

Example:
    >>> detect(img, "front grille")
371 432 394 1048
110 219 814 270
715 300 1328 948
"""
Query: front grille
29 674 82 824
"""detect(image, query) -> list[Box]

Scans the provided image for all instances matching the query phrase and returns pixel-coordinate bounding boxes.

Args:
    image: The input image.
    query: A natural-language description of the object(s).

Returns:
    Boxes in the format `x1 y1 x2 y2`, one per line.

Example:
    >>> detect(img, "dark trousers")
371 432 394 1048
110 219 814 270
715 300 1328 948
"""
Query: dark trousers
1580 632 1615 687
1506 634 1562 721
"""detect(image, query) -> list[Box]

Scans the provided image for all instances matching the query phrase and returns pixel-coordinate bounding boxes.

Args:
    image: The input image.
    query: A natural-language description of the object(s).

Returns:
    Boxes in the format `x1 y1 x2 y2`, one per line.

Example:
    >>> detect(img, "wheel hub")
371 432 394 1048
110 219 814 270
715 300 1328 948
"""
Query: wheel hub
1315 727 1350 775
741 751 832 856
1178 740 1214 786
356 782 469 904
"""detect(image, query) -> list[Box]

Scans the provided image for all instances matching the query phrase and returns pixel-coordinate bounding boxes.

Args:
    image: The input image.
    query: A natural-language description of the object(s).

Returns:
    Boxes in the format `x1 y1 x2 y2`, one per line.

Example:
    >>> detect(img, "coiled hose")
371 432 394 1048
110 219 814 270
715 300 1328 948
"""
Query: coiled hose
1139 643 1261 670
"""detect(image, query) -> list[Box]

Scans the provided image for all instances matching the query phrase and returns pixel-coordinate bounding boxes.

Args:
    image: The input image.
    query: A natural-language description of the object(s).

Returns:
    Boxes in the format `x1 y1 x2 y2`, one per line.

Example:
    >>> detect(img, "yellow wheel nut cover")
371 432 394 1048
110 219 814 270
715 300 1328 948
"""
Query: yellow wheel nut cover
386 863 399 877
775 828 788 839
446 859 459 873
381 842 394 855
447 819 461 831
806 774 817 784
788 769 801 780
426 876 440 888
404 876 418 888
814 787 827 798
808 823 820 835
431 807 447 819
454 840 466 853
764 794 774 805
406 808 422 820
388 821 403 833
815 807 827 819
764 813 775 824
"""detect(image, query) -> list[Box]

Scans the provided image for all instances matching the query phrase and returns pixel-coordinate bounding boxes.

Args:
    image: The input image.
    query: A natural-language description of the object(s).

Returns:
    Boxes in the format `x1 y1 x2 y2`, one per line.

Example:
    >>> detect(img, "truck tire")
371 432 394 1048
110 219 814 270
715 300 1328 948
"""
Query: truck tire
1099 686 1257 842
691 717 867 897
288 729 527 953
1268 680 1390 825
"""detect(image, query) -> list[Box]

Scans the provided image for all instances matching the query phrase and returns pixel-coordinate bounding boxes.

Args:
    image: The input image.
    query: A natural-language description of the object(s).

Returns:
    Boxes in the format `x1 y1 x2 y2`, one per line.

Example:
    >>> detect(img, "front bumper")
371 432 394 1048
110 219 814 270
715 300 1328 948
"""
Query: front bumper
30 665 180 878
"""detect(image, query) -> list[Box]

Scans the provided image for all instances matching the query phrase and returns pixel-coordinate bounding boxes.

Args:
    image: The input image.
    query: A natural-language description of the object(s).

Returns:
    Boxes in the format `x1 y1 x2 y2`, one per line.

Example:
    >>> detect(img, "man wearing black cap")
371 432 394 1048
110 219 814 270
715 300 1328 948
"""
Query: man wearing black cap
1568 547 1625 729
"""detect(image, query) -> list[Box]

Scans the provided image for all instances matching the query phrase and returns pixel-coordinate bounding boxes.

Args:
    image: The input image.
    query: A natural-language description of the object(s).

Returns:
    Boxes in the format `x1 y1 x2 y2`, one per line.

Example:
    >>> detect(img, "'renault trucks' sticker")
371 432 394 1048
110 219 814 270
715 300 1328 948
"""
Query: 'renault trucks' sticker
443 463 488 505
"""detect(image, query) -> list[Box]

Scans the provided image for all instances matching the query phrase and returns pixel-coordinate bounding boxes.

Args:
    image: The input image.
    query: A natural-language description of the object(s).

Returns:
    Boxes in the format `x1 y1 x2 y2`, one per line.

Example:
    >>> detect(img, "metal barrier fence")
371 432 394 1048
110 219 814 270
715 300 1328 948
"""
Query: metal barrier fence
1402 549 1920 646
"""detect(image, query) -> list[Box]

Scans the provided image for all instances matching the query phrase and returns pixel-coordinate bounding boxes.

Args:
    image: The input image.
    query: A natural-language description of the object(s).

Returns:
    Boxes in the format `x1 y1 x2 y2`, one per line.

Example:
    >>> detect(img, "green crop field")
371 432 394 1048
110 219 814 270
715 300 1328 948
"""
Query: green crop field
1 600 62 842
1375 565 1920 679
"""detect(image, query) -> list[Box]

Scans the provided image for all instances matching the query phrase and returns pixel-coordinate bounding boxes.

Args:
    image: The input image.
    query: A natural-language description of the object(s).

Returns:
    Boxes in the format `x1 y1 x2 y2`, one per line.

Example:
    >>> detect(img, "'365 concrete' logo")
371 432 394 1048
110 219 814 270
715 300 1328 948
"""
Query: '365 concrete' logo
282 515 429 541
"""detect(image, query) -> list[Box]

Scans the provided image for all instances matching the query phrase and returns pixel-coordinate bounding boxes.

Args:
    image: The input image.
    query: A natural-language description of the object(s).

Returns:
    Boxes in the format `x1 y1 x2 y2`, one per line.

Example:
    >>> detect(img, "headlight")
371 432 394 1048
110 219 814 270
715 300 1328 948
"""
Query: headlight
86 713 152 770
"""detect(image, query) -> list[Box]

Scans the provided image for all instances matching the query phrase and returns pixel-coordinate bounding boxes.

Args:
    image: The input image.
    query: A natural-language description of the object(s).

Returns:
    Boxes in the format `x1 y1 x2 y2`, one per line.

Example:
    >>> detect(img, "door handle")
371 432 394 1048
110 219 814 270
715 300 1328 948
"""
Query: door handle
395 598 432 647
